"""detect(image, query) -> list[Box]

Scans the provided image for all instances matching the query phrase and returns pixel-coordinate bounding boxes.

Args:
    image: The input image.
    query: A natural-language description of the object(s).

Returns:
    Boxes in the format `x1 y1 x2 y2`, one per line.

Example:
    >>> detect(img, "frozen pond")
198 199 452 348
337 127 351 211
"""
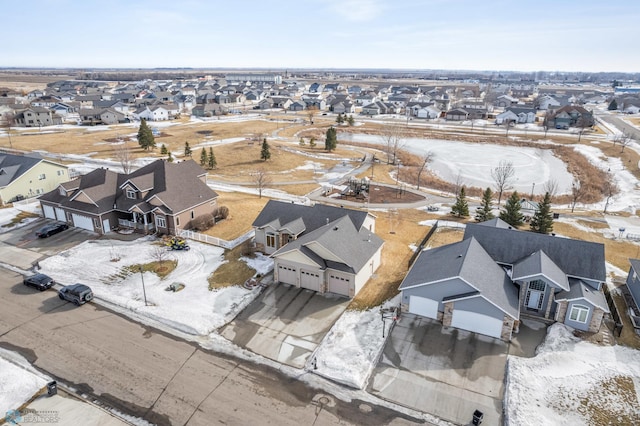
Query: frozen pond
339 133 574 195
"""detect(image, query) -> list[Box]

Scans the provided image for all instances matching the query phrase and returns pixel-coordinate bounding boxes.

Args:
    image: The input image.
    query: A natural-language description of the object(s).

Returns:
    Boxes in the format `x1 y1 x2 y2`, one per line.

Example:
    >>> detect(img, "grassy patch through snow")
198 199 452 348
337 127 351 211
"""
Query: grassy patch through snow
0 211 39 228
208 243 256 289
125 261 177 279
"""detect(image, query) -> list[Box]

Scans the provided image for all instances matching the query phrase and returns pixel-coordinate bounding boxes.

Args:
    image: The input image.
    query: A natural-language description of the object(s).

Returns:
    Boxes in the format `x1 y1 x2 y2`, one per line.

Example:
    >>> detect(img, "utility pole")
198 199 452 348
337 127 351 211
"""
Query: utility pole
139 266 148 306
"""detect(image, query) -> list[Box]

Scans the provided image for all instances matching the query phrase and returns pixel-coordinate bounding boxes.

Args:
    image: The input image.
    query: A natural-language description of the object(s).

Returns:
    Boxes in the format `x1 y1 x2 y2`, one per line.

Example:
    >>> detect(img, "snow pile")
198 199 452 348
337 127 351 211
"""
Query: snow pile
0 348 50 415
38 237 270 335
506 324 640 425
312 297 398 389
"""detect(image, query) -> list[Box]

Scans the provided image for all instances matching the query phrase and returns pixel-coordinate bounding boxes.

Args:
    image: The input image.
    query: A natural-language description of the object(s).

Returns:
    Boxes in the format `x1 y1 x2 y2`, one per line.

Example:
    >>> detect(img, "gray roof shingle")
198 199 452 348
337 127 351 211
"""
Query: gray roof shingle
556 278 609 312
512 250 569 291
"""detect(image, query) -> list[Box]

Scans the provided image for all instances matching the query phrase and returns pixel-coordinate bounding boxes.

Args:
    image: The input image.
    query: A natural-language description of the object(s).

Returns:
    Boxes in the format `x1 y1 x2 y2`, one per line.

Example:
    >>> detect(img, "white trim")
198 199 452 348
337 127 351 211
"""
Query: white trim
69 190 99 207
569 304 589 323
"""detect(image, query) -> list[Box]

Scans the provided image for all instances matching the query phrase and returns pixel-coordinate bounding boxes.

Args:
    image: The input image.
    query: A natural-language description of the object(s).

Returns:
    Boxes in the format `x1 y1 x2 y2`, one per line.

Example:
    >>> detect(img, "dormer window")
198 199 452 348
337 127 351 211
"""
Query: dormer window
126 189 136 199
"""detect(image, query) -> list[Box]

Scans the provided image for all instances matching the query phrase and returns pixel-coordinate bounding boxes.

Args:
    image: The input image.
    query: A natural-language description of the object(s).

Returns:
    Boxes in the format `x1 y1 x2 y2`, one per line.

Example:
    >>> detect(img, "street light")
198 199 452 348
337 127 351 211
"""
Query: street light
139 266 148 306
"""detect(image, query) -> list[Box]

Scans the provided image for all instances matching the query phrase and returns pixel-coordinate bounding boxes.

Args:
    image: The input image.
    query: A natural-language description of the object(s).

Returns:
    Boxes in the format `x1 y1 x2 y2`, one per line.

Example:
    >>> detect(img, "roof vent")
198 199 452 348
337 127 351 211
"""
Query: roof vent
457 254 463 258
333 226 339 231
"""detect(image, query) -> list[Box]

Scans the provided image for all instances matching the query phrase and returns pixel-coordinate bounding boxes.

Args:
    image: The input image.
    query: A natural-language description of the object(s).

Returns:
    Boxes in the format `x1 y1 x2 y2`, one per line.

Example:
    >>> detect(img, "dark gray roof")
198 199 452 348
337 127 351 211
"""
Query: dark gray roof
512 250 569 290
0 153 48 188
464 222 606 282
400 237 519 318
477 218 512 229
252 200 371 235
556 278 609 312
273 215 383 273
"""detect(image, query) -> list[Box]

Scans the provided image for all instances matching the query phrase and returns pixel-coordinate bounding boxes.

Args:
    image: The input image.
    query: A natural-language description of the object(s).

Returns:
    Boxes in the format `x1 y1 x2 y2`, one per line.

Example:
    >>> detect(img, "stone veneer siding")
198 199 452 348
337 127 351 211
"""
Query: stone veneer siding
501 316 516 341
442 302 454 326
588 307 605 333
556 300 568 322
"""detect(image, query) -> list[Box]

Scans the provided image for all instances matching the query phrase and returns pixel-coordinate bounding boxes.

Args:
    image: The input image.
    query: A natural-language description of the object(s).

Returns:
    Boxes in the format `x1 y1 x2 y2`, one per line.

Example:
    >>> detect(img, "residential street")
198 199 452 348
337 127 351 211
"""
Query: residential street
0 268 422 426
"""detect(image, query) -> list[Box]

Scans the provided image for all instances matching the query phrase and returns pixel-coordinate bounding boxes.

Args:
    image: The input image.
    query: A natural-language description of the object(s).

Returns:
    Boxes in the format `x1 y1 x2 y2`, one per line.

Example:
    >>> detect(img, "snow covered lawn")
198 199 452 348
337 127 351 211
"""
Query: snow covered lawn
38 237 272 335
506 324 640 425
0 348 50 416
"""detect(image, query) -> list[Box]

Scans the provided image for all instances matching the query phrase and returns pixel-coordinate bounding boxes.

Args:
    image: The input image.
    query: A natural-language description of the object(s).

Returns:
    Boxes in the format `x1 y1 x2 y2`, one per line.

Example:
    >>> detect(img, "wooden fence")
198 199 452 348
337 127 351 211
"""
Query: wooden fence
408 221 439 267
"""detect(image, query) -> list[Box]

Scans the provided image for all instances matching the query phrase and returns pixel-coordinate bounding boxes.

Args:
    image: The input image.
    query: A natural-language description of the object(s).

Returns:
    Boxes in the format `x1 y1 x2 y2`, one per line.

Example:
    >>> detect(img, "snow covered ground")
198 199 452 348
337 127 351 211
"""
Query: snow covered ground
38 237 272 335
506 324 640 425
0 348 50 416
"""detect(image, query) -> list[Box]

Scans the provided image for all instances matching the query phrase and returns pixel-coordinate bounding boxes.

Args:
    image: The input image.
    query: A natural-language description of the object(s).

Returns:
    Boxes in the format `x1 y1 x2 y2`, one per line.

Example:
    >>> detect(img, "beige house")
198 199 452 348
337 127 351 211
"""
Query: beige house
0 153 69 205
38 160 218 235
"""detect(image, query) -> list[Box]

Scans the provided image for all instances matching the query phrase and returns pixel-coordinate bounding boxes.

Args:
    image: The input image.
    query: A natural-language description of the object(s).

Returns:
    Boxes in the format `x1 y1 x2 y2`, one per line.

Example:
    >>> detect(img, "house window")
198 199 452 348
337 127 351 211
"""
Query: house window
57 170 65 176
569 305 589 323
266 233 276 248
93 218 100 228
191 210 195 219
126 189 136 199
528 280 546 292
176 217 180 226
38 174 46 180
156 216 166 228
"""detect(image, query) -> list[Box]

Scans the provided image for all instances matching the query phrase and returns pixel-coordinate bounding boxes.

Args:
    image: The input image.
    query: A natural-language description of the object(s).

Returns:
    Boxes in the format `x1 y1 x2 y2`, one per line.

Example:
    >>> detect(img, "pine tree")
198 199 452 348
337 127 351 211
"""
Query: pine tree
475 187 495 222
184 141 192 157
309 137 316 148
167 152 173 163
136 119 156 151
160 144 168 155
530 192 554 234
608 99 618 111
208 147 217 169
299 138 305 146
200 147 207 166
260 138 271 161
451 186 469 218
336 113 344 124
325 127 337 151
500 192 524 228
347 115 355 126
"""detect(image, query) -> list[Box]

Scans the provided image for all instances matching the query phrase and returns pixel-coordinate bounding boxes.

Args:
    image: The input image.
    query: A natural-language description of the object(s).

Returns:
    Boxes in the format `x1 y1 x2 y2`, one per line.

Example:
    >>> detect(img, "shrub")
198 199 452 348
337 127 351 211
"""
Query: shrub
191 213 215 231
214 205 229 221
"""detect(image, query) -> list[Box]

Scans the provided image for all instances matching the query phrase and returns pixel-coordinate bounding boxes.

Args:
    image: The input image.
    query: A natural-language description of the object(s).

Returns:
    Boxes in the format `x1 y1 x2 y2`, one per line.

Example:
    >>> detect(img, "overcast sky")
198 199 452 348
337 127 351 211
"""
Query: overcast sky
2 0 638 72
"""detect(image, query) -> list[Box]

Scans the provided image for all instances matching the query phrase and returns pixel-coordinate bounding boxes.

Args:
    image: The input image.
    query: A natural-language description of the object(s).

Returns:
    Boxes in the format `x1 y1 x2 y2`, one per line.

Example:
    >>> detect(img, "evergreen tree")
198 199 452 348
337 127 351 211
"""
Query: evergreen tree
184 141 192 157
530 192 554 234
200 147 207 167
347 115 355 126
451 186 469 218
299 137 305 146
500 192 524 228
309 137 316 148
208 147 217 169
608 99 618 111
336 113 344 124
260 138 271 161
325 127 337 151
136 119 156 151
475 187 495 222
167 152 173 163
160 144 168 155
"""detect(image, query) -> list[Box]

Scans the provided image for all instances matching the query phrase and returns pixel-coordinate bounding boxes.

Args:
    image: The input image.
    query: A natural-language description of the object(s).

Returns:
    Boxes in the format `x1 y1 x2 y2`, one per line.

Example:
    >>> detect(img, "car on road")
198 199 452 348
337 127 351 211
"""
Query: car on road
36 222 69 238
23 273 55 291
58 284 93 306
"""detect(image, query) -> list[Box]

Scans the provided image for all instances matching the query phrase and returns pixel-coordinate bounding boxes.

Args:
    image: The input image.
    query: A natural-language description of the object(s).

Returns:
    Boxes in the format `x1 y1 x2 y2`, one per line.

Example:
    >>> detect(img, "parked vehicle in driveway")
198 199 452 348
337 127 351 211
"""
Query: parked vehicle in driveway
36 222 69 238
23 273 55 291
58 284 93 306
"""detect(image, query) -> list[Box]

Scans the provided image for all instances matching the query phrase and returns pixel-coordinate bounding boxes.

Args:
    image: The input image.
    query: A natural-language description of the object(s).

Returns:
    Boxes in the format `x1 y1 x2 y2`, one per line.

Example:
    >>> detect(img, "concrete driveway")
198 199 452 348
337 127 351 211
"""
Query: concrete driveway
220 283 349 368
369 314 509 426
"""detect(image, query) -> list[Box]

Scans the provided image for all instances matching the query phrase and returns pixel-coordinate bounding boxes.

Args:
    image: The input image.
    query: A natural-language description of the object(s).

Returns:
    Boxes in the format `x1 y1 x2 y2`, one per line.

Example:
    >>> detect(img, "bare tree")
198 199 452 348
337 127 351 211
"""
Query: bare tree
416 151 435 190
569 180 585 213
379 123 406 165
543 178 559 199
306 106 319 125
575 115 592 143
253 168 272 198
453 171 465 196
1 111 16 148
601 171 619 213
542 111 551 138
114 141 135 174
150 245 168 265
491 160 515 205
619 132 634 153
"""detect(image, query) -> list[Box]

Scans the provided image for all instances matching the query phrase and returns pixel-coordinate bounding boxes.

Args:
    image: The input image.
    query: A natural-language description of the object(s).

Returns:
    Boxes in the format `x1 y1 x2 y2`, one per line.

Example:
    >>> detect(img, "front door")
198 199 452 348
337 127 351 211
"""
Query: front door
526 280 546 310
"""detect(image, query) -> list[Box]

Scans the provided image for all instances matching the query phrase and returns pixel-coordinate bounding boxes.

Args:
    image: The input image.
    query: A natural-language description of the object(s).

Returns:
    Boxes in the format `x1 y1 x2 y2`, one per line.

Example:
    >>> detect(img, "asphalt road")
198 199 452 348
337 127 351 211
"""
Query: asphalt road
596 112 640 140
0 268 422 426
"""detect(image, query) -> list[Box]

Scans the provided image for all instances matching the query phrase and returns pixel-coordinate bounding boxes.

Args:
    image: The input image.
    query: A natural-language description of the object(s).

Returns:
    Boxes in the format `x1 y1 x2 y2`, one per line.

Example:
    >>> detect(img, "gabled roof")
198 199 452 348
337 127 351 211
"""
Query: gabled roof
0 153 50 188
399 237 519 319
556 278 609 312
464 222 606 282
512 250 569 290
273 215 383 274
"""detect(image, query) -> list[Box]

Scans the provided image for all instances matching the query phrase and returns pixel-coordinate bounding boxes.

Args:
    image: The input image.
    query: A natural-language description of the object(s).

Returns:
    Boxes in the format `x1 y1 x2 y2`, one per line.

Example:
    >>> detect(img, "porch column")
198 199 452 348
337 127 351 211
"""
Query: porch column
544 290 555 319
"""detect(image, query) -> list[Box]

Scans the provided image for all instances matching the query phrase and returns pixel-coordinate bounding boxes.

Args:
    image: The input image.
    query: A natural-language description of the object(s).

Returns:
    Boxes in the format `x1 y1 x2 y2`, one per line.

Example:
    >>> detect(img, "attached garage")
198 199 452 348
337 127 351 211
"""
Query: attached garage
408 295 439 319
43 205 56 220
328 274 351 297
277 264 297 285
71 213 94 231
451 310 503 339
300 269 321 291
55 208 66 222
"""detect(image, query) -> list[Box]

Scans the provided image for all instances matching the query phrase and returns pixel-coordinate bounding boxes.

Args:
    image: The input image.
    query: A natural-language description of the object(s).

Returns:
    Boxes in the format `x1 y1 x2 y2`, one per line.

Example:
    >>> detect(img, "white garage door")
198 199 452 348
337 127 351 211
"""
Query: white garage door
451 310 503 339
277 264 297 285
300 270 321 291
43 205 56 219
71 213 94 231
408 296 439 319
328 274 350 296
55 208 66 222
